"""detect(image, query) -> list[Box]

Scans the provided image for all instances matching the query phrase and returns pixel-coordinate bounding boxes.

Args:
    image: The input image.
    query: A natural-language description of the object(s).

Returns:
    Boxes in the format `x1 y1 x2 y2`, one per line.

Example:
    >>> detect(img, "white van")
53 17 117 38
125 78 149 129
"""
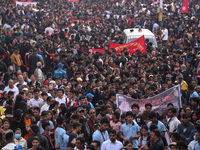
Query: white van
123 28 157 48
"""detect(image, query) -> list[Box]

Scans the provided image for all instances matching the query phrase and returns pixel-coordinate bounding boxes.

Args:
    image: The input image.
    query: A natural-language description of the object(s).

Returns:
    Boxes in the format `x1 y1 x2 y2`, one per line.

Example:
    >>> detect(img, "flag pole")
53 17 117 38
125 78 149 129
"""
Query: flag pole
158 0 163 27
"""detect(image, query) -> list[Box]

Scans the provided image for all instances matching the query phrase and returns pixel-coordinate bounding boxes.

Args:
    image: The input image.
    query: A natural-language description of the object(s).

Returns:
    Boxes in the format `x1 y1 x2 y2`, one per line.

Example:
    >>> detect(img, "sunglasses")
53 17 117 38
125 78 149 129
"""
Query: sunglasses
90 112 95 114
79 110 84 113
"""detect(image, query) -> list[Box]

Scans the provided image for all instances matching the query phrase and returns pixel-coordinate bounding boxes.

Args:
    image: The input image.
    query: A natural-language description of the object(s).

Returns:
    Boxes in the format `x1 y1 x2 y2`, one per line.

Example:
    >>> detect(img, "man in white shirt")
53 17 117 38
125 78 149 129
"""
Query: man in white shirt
2 132 16 150
45 25 54 35
4 79 19 97
166 108 181 133
28 89 43 109
40 96 55 114
55 89 66 105
14 75 27 87
161 26 168 44
101 129 123 150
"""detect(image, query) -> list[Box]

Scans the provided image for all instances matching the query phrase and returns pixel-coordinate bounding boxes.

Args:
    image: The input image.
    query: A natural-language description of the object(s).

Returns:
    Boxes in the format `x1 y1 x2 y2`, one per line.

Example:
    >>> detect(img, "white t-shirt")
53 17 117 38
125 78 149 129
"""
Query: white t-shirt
101 139 123 150
28 98 44 107
162 28 168 40
55 97 66 105
40 103 50 114
4 86 19 97
14 81 27 87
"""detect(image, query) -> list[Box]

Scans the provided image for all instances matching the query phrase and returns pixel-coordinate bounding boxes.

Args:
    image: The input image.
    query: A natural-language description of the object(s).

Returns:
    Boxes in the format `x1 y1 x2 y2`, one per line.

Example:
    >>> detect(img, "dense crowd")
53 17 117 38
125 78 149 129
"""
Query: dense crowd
0 0 200 149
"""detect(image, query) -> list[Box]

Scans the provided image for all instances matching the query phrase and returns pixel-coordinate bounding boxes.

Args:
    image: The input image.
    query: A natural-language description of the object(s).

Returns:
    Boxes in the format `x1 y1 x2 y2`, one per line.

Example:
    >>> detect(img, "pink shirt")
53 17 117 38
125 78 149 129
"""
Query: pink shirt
110 120 122 134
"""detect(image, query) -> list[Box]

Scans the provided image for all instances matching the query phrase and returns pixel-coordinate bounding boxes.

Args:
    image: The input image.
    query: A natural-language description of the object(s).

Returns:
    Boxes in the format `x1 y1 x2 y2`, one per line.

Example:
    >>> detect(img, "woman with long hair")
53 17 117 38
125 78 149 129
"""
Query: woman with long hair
177 108 186 122
190 111 198 124
2 119 12 136
13 94 27 114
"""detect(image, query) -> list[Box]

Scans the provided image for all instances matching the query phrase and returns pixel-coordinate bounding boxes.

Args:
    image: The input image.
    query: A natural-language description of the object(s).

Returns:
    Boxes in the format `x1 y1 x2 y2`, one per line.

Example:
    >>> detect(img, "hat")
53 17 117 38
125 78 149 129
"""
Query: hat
14 145 23 150
87 93 94 99
196 120 200 125
169 142 177 147
57 62 64 67
77 107 84 112
77 77 83 82
178 73 183 79
41 111 48 116
49 80 56 84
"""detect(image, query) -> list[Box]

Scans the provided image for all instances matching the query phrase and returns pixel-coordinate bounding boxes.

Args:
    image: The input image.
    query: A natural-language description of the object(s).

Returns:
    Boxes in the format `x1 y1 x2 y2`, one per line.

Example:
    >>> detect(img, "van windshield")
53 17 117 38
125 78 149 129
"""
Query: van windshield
127 36 157 47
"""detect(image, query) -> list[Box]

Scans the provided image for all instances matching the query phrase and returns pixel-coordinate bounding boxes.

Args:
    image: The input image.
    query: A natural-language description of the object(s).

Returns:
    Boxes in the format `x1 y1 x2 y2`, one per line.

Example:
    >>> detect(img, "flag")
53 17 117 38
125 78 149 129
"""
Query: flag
109 35 146 54
180 0 188 13
122 0 127 5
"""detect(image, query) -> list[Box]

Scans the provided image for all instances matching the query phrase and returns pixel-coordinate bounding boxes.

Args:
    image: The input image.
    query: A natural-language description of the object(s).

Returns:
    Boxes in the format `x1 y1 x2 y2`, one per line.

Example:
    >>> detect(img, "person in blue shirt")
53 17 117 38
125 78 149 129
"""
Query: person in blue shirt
120 111 140 150
189 119 200 143
138 126 148 148
86 93 95 109
147 111 166 136
195 130 200 150
53 62 67 80
37 111 54 134
55 116 71 150
92 117 109 146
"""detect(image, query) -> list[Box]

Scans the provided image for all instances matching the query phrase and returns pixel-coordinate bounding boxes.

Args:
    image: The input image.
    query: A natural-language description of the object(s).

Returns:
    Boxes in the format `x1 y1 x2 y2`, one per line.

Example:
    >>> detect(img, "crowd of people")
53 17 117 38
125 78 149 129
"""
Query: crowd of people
0 0 200 149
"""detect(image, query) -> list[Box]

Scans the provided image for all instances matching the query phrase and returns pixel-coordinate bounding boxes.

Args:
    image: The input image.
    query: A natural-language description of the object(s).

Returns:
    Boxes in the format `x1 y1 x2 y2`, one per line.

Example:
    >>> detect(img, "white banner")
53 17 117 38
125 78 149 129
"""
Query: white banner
16 2 37 6
117 85 182 115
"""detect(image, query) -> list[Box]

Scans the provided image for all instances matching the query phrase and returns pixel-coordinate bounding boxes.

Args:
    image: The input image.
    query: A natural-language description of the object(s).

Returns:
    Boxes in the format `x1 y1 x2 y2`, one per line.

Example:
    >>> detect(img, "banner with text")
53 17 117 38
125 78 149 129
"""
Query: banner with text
109 35 146 54
117 85 181 115
16 1 37 6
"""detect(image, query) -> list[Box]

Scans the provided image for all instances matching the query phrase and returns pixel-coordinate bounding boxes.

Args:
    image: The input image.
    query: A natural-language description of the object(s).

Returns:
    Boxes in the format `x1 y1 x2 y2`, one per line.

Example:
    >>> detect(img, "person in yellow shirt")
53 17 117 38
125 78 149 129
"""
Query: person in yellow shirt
10 47 22 71
176 73 188 91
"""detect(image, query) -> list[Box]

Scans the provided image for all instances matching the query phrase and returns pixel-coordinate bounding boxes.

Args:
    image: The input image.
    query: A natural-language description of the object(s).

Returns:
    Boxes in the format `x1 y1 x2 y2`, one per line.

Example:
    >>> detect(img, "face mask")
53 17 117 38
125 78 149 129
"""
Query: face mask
15 134 21 139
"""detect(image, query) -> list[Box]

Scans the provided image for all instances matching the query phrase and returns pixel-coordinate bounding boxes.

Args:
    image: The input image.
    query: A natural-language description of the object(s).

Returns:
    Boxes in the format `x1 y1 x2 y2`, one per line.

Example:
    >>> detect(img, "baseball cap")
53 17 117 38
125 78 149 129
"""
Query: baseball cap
196 120 200 125
87 93 94 99
77 107 84 112
169 142 176 147
23 88 28 91
57 62 64 67
178 74 183 79
14 145 23 150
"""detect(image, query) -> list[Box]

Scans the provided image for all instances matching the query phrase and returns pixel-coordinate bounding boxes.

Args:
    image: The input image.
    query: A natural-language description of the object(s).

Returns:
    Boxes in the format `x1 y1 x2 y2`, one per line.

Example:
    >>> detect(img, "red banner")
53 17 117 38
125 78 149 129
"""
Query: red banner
89 49 104 54
109 35 146 54
68 0 79 2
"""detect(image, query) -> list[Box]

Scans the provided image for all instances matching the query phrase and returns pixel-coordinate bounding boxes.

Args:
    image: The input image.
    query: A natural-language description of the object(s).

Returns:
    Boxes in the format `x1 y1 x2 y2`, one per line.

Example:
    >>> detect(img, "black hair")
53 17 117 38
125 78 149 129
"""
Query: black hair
65 123 72 131
152 129 161 138
100 117 110 124
145 103 152 108
124 140 133 147
108 129 116 135
71 114 80 120
73 122 81 129
46 96 53 102
113 111 120 119
56 116 64 125
150 124 158 131
126 111 135 118
176 141 187 149
42 121 50 130
26 109 33 115
33 89 40 93
131 103 139 109
91 140 100 148
172 132 180 141
168 107 177 114
87 145 95 150
57 88 64 93
34 107 40 112
149 111 157 119
167 103 174 107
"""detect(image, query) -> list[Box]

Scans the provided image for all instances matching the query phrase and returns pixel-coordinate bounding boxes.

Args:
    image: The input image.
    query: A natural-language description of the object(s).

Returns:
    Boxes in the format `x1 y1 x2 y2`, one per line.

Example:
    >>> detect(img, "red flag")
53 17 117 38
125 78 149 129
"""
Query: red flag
89 49 104 54
180 0 188 13
109 35 146 54
97 7 100 12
